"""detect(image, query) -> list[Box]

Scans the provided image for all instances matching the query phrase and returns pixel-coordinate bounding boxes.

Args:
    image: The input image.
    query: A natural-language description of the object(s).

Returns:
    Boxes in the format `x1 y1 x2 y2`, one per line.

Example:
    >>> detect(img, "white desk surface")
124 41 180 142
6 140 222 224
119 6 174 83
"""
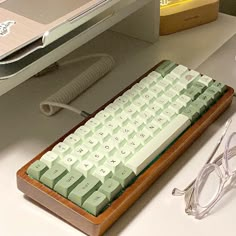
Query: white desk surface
1 13 236 236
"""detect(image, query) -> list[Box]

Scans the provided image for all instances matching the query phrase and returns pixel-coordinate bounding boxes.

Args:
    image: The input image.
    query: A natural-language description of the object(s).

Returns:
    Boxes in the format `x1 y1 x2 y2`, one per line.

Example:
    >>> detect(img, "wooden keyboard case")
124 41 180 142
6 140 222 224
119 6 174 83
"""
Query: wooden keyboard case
17 61 235 236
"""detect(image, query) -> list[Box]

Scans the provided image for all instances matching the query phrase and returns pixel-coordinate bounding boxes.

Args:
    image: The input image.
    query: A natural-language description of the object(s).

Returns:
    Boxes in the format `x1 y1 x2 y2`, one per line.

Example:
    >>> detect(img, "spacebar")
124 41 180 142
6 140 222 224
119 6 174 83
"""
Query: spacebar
126 114 191 175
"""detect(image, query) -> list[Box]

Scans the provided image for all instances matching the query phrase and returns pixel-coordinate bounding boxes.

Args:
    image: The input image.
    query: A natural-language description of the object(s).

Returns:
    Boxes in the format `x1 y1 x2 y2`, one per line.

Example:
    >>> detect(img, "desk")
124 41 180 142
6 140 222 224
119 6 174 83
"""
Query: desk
0 13 236 236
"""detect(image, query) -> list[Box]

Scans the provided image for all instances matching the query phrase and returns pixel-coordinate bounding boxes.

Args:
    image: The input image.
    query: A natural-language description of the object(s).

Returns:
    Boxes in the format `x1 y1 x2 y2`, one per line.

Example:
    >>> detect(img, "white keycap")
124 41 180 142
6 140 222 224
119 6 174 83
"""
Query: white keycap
94 128 110 142
139 110 154 124
111 133 126 148
171 83 185 95
155 115 169 129
126 114 191 174
146 121 161 136
52 142 71 158
165 89 177 102
64 134 81 149
89 152 105 166
150 85 163 97
85 118 102 131
120 126 135 139
105 103 122 116
127 139 142 152
118 147 133 163
171 65 188 78
142 91 156 104
74 160 94 177
164 73 178 84
95 111 112 123
124 88 140 101
59 154 78 171
115 112 130 126
149 102 162 116
105 157 122 173
176 94 192 107
157 80 171 91
162 108 176 121
132 83 148 95
131 117 145 131
73 146 89 161
84 137 99 151
40 151 59 168
155 95 169 109
105 121 120 134
114 95 130 108
100 141 116 157
75 126 92 139
198 75 213 86
133 98 147 111
148 71 162 80
169 101 184 114
136 130 151 144
93 165 112 183
124 104 138 118
180 70 200 88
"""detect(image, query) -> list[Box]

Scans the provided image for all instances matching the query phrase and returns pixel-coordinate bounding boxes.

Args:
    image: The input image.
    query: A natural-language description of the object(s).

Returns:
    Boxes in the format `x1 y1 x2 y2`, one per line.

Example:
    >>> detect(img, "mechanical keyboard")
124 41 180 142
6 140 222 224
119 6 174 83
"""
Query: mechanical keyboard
17 60 234 236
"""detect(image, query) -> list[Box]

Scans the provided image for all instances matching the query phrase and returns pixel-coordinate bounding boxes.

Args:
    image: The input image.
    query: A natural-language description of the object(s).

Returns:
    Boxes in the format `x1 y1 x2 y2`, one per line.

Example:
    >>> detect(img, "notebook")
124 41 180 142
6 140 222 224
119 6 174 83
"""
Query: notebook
0 0 117 61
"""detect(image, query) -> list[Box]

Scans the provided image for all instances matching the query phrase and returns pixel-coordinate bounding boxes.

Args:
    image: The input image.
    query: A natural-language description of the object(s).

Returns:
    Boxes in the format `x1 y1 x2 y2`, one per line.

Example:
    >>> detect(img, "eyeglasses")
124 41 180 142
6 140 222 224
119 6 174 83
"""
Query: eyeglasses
172 119 236 219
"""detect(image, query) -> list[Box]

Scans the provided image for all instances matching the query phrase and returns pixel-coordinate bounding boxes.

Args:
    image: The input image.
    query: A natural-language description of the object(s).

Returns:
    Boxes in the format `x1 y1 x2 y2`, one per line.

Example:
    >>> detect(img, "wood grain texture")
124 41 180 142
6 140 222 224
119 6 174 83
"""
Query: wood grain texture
17 61 235 236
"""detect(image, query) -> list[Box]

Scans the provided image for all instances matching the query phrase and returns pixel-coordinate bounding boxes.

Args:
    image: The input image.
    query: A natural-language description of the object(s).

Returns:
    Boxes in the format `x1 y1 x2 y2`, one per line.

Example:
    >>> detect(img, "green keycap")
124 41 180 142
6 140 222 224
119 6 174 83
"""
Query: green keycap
40 164 68 188
155 60 177 77
211 81 227 93
192 99 206 115
113 166 135 188
198 93 214 107
82 191 109 216
192 81 206 93
184 87 200 101
205 87 221 101
54 170 84 197
99 178 122 201
27 160 48 181
68 176 102 206
181 105 199 122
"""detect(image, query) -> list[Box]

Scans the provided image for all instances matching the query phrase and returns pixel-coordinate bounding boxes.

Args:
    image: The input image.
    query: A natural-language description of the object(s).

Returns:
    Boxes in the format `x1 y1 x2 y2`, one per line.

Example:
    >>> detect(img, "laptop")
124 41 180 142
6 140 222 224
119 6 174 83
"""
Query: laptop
0 0 117 61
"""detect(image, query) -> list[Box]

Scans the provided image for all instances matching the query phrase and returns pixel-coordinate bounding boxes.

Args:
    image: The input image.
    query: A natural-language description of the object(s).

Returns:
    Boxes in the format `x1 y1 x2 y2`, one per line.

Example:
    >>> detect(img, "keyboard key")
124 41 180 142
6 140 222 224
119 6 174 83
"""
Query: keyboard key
40 151 59 168
27 160 48 181
59 154 78 171
74 160 95 177
113 166 135 188
180 70 200 88
198 75 213 86
126 114 191 174
54 170 84 197
99 178 122 201
155 60 177 77
75 126 92 139
82 191 109 216
93 165 112 183
68 176 101 206
64 134 81 149
40 164 68 188
171 64 188 78
52 142 71 158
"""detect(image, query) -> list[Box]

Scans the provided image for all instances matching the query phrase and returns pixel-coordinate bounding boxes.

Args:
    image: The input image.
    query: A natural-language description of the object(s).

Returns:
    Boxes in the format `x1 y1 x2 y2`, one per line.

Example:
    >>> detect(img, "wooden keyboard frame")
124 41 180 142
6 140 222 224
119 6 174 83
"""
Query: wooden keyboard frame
17 61 235 236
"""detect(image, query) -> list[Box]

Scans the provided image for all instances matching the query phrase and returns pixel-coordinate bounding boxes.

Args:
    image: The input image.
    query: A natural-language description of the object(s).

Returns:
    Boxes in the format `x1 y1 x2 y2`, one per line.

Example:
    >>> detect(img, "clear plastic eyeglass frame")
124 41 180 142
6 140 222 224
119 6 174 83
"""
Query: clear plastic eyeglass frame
172 119 236 219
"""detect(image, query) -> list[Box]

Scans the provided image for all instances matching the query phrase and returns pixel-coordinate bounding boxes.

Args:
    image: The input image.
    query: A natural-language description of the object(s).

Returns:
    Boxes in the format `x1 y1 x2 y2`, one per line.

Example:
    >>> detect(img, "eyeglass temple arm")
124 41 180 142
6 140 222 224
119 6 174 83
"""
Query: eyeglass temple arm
172 118 232 196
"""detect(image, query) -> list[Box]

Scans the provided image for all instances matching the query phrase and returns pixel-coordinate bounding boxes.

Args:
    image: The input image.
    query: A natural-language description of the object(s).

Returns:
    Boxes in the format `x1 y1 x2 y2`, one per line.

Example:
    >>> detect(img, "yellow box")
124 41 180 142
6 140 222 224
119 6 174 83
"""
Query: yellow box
160 0 219 35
